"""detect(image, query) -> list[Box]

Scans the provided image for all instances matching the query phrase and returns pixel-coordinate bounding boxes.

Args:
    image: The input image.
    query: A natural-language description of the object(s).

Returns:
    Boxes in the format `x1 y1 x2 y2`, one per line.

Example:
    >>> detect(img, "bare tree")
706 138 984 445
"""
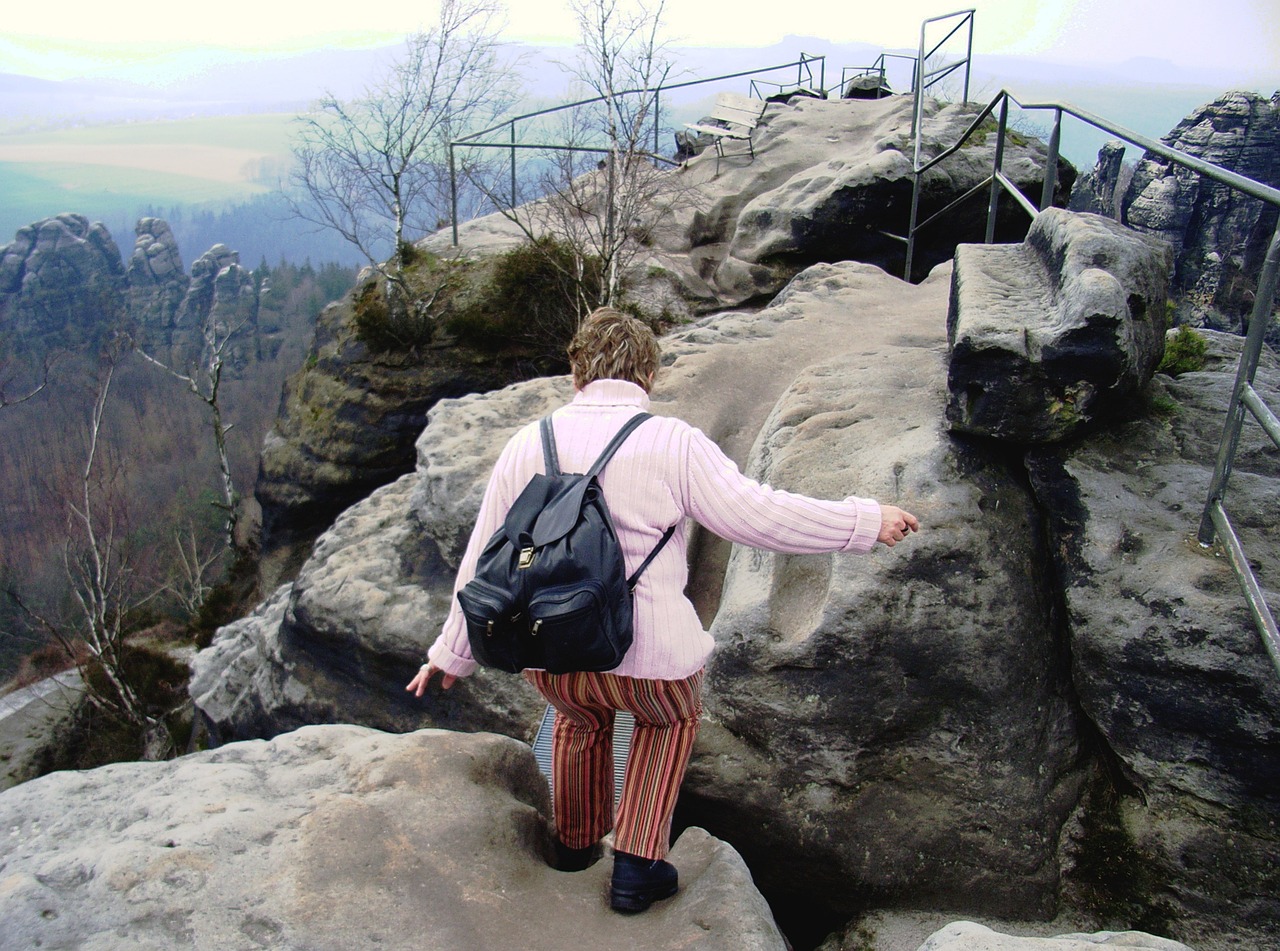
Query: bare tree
136 311 247 550
475 0 676 313
0 341 58 410
14 343 178 760
162 523 225 619
287 0 515 319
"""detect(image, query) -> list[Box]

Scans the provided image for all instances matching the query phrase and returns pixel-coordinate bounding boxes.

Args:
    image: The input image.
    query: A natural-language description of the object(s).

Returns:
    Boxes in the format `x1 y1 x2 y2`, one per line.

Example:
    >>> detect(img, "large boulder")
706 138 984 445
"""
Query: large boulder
1025 329 1280 940
253 285 537 591
195 256 1279 948
428 94 1075 307
0 725 786 951
946 208 1171 443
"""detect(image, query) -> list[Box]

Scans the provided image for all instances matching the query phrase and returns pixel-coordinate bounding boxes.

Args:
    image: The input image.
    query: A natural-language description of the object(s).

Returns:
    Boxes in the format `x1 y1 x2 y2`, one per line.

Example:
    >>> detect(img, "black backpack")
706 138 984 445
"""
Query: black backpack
456 413 675 674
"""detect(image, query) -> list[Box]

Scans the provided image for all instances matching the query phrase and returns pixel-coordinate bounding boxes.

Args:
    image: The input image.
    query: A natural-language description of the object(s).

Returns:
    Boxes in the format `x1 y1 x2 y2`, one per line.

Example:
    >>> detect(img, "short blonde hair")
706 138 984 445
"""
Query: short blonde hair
567 307 660 392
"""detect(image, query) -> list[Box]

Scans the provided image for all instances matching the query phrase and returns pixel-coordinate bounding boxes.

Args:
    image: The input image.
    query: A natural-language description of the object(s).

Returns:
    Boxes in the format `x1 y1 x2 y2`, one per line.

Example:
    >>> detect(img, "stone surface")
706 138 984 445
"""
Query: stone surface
1025 329 1280 942
916 921 1194 951
1120 91 1280 328
0 725 785 951
946 208 1171 443
678 277 1081 920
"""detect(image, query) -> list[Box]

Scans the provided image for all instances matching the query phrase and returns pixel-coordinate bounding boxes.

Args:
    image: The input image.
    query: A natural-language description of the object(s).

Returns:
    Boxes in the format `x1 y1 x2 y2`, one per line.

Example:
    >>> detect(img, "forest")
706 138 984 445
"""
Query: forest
0 258 356 683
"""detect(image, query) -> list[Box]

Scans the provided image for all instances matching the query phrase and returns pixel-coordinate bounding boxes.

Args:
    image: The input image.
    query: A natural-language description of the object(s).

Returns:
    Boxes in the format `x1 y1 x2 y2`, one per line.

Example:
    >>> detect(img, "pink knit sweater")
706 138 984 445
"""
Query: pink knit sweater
427 379 884 680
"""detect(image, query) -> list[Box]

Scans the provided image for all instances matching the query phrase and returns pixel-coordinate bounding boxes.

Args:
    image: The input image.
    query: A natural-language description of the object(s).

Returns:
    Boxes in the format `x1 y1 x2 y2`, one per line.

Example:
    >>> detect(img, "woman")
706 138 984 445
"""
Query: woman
408 307 919 913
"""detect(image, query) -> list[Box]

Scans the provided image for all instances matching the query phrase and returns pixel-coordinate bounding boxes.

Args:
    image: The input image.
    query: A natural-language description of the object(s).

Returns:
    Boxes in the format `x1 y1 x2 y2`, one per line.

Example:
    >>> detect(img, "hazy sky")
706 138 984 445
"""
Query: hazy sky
2 0 1278 82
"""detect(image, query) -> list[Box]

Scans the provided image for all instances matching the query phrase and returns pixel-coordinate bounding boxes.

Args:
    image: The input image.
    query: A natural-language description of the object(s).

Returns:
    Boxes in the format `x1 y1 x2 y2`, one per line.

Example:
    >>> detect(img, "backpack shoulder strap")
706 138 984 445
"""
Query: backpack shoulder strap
627 522 677 590
585 412 652 479
539 416 562 476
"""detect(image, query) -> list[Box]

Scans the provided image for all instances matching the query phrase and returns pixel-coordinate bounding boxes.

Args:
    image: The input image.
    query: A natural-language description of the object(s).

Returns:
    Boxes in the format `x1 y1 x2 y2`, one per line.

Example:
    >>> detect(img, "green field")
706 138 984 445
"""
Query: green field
0 113 297 241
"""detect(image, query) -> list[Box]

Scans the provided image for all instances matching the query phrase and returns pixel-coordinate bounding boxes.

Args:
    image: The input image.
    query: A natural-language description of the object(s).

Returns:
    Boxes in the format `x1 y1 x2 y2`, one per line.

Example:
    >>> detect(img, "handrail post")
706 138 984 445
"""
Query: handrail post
510 121 517 208
904 168 922 282
1040 107 1062 210
963 11 974 103
450 143 459 246
654 88 661 156
985 95 1009 243
1197 219 1280 545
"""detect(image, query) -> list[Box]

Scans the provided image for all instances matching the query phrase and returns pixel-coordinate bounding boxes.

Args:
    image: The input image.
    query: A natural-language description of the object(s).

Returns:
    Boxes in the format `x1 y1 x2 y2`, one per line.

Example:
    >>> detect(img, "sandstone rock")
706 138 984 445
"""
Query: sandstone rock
682 282 1081 921
1025 329 1280 942
0 725 786 951
1121 91 1280 327
0 213 127 344
1069 141 1128 217
916 921 1195 950
946 208 1171 443
197 258 1278 946
427 94 1074 307
126 217 189 340
254 288 536 591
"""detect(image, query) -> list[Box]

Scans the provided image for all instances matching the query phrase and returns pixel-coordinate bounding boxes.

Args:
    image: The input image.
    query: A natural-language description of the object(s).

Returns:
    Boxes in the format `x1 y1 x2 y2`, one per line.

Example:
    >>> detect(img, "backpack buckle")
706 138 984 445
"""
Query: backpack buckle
518 547 534 569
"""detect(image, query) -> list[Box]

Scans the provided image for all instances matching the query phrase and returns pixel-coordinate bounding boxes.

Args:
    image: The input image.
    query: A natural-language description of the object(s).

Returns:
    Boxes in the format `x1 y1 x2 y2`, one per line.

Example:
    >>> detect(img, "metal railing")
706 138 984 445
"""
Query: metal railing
748 53 825 100
447 54 827 243
910 9 976 135
901 87 1280 673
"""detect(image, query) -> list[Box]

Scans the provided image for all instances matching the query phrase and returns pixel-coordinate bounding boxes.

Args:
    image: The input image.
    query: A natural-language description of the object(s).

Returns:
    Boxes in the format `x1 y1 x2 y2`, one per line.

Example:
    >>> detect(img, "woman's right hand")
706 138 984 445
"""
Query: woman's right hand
877 505 920 547
406 663 457 697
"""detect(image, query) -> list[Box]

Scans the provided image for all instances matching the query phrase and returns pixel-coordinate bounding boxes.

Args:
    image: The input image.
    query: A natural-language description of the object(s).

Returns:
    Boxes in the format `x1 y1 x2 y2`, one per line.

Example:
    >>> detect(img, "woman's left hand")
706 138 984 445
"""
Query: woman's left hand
406 663 457 697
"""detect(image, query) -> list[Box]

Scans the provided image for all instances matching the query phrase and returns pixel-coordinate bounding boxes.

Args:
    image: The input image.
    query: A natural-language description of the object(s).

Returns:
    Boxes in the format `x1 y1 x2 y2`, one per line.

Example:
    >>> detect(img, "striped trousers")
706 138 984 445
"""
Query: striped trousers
524 668 704 861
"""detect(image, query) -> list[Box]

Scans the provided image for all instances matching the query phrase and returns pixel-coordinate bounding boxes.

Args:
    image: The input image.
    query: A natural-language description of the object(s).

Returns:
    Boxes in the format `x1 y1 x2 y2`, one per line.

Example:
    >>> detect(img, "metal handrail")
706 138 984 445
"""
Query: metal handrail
748 52 825 100
910 9 975 136
447 54 827 242
900 84 1280 672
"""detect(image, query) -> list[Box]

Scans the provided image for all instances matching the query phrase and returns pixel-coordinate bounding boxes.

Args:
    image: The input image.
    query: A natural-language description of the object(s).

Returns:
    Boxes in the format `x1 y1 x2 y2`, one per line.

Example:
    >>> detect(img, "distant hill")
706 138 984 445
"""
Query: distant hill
2 34 1276 263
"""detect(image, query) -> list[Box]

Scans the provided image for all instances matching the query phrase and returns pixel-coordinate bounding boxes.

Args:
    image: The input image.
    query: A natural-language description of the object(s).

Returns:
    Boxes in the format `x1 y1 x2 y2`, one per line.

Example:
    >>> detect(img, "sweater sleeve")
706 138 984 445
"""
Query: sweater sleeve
679 424 882 554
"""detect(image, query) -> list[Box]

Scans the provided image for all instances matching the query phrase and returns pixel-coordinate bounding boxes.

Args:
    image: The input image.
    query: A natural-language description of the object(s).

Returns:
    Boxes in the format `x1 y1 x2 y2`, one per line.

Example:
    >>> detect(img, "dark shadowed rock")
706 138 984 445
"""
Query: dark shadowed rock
1025 329 1280 940
1121 91 1280 329
946 208 1171 443
1069 141 1128 217
0 725 786 951
253 286 537 592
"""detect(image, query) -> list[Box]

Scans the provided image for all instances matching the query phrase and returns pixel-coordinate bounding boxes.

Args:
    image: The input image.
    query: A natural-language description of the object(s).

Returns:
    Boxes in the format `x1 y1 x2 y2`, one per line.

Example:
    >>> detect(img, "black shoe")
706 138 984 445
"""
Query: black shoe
553 839 602 872
609 850 678 913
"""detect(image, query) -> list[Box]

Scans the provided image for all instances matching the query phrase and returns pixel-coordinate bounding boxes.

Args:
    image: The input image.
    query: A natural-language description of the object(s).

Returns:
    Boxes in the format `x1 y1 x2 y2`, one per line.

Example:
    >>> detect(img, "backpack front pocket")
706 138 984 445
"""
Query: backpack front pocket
457 577 526 672
529 579 626 673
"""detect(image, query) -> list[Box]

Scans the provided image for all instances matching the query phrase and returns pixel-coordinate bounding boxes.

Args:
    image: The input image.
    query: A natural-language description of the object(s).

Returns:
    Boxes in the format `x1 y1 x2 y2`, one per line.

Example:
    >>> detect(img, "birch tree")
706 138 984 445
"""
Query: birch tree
477 0 675 314
287 0 515 323
13 343 179 760
136 311 246 550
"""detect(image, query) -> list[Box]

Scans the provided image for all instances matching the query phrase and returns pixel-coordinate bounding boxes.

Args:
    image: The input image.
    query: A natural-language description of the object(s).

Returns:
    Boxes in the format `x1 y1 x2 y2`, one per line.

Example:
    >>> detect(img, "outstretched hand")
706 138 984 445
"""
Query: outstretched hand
877 505 920 547
406 662 457 697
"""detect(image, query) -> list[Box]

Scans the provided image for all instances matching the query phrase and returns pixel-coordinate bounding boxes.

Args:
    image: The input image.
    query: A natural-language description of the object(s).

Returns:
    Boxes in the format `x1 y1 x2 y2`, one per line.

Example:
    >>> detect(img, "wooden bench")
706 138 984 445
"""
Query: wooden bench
684 91 768 173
